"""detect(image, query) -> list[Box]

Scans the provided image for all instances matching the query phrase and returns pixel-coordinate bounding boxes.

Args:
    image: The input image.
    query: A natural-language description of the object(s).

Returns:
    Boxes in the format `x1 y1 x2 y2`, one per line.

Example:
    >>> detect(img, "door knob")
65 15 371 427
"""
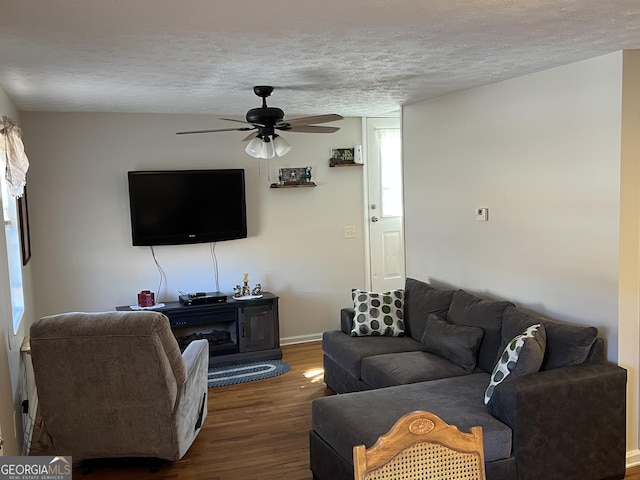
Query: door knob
371 216 379 222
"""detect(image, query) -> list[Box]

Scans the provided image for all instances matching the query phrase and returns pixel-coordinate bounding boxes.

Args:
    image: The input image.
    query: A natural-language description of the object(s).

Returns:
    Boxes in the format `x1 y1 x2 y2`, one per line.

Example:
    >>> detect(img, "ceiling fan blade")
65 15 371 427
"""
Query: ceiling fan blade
219 117 253 125
176 127 255 135
221 117 267 128
242 131 259 141
284 114 344 126
284 125 340 134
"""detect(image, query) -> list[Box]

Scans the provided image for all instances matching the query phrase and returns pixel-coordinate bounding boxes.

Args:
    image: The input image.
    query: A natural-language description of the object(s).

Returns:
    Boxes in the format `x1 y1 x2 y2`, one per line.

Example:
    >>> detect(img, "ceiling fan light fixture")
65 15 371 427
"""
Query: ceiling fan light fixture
261 136 275 159
245 136 263 158
178 87 341 159
272 134 292 157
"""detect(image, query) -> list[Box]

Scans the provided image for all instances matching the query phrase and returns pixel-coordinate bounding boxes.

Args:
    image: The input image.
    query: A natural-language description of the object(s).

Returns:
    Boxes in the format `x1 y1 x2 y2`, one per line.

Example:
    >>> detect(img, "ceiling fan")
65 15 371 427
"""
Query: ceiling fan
176 86 343 159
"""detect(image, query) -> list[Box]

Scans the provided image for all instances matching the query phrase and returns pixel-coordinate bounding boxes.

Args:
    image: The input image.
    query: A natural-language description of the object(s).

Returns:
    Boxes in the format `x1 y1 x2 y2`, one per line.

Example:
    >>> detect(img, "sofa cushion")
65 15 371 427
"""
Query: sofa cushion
311 373 512 465
420 314 484 372
361 350 470 388
322 330 422 379
340 308 356 334
404 278 455 341
351 289 405 336
484 323 546 405
501 306 597 370
447 290 514 373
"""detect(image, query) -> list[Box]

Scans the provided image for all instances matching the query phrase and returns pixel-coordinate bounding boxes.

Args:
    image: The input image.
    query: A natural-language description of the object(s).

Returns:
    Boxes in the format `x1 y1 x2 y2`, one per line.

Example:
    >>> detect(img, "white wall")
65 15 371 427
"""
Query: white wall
403 52 622 357
0 85 37 455
403 50 640 458
20 112 366 342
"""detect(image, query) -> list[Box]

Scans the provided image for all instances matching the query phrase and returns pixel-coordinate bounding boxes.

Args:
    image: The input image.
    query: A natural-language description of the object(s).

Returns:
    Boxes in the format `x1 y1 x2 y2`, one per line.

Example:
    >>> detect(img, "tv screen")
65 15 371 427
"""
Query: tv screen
128 169 247 246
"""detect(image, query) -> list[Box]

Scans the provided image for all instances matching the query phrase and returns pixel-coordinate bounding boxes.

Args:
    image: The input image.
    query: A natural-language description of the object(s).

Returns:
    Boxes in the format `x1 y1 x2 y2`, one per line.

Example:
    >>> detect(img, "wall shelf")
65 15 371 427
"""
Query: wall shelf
270 182 317 188
329 162 363 168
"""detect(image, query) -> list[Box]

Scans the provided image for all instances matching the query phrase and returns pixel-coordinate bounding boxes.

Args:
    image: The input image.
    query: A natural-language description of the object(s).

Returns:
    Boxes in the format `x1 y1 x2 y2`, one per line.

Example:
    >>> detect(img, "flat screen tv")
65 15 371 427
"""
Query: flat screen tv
128 169 247 246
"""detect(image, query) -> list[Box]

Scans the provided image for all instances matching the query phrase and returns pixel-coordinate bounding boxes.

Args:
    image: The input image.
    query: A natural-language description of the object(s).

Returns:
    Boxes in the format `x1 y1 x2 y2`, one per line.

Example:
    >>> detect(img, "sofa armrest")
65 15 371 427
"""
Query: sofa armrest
491 362 626 480
172 339 209 458
181 338 209 375
340 308 355 334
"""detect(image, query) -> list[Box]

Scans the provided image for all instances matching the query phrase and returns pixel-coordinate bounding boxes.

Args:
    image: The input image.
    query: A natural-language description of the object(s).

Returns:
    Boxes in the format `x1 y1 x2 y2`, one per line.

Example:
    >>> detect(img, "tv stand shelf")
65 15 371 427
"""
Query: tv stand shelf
116 292 281 366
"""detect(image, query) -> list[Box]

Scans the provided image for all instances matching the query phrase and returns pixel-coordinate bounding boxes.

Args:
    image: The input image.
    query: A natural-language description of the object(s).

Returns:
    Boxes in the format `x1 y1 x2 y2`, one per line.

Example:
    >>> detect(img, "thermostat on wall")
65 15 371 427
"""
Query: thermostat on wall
475 208 489 222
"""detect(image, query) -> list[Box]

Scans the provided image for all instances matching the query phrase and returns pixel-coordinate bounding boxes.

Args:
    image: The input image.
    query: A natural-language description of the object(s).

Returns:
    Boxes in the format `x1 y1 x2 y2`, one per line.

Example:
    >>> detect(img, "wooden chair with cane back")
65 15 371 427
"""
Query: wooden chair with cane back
353 410 486 480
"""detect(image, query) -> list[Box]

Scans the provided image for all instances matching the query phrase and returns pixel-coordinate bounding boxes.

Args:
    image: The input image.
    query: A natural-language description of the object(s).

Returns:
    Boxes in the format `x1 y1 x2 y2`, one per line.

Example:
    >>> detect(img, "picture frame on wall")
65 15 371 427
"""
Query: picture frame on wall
17 189 31 266
278 167 313 185
329 147 355 166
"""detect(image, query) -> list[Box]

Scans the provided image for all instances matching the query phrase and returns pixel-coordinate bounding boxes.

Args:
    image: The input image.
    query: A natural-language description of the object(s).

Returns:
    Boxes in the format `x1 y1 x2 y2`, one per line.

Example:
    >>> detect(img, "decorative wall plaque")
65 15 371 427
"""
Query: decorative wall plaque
329 148 355 166
278 167 313 185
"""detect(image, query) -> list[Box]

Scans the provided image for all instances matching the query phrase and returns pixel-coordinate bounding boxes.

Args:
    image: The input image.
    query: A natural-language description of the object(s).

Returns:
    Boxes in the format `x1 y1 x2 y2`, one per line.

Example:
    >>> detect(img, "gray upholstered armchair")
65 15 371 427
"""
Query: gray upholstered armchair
30 310 209 465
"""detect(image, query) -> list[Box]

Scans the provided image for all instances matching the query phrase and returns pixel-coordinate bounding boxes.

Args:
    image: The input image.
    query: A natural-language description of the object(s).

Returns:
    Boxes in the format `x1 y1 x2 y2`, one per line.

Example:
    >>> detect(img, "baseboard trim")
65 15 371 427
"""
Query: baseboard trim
280 333 322 346
627 449 640 468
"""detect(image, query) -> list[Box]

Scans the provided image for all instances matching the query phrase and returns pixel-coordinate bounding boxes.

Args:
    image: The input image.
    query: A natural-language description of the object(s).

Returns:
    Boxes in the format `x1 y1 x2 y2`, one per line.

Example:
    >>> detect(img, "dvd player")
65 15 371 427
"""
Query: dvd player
179 291 227 306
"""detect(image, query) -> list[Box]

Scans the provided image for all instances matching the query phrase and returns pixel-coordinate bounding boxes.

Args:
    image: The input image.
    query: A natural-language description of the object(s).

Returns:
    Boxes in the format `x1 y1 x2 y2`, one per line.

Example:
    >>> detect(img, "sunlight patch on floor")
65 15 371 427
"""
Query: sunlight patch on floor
303 368 325 383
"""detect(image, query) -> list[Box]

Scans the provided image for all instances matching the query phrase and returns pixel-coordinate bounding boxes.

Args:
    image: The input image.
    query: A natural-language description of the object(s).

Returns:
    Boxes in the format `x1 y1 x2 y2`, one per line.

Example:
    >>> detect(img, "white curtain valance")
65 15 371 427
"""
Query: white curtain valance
1 115 29 198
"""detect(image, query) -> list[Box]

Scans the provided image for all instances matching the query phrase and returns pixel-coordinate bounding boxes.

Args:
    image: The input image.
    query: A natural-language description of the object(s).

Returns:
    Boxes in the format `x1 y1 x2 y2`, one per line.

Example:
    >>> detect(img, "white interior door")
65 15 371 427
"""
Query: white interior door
366 117 405 292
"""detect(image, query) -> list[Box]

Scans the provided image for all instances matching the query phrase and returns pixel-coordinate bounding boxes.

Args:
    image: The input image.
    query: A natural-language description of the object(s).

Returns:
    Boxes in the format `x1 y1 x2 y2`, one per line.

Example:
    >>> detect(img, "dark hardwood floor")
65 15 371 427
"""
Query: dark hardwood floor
30 341 638 479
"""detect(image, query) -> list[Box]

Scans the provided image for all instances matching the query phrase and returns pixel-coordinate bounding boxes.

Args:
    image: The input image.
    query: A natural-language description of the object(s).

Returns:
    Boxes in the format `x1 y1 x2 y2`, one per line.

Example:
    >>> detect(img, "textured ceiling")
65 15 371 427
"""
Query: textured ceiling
1 0 639 118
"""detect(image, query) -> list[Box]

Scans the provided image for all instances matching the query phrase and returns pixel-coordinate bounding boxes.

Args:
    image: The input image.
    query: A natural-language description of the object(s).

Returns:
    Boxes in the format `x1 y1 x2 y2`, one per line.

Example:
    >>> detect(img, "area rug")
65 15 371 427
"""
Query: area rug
207 360 291 388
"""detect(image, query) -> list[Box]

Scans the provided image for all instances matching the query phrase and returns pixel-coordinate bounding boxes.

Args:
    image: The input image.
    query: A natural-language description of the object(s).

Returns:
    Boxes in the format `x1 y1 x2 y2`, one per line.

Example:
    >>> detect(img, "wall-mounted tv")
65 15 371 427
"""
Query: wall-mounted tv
128 169 247 246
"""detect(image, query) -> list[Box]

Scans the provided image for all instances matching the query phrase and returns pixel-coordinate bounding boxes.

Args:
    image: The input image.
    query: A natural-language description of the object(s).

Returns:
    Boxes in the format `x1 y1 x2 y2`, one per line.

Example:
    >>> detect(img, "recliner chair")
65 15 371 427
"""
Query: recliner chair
30 310 209 466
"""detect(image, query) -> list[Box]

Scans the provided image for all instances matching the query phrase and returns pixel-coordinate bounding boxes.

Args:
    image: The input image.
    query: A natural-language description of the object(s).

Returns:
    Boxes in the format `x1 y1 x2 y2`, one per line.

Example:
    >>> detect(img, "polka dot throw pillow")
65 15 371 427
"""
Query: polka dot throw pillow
351 289 405 337
484 323 546 405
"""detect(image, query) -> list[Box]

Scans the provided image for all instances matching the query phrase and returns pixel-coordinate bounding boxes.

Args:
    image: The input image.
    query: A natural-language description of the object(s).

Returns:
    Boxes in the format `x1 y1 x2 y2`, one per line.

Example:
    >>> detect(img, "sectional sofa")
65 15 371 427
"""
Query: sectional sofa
310 278 627 480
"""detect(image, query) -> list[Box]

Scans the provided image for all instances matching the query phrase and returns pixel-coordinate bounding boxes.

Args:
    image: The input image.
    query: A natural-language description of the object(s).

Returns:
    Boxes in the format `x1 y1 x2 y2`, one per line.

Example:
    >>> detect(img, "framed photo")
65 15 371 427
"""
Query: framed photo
330 148 355 166
278 167 313 185
17 188 31 266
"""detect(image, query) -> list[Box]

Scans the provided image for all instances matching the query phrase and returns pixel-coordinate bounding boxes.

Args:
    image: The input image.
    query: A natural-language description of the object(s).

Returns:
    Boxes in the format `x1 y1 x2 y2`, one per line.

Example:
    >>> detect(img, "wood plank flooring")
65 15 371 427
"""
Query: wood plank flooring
627 466 640 479
30 341 638 479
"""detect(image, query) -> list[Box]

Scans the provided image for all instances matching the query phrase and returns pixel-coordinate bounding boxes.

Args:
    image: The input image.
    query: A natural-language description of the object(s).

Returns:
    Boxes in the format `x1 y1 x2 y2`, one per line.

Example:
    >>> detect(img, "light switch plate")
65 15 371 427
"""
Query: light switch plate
344 226 357 238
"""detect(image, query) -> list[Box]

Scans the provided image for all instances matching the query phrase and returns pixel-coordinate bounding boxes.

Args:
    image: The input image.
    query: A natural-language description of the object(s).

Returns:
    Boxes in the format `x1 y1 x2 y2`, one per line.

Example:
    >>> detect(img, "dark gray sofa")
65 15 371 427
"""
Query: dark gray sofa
310 278 627 480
